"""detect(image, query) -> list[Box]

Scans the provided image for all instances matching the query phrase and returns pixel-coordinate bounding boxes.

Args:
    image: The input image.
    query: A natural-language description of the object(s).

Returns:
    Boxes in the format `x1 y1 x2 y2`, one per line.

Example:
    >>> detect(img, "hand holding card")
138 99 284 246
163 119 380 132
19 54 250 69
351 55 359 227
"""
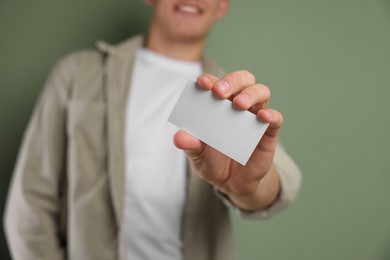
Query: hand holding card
169 72 283 211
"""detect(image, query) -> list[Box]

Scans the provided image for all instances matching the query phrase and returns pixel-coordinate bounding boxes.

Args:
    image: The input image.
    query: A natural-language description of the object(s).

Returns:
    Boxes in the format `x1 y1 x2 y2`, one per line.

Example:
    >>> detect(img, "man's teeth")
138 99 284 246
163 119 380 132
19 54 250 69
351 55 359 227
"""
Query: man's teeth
178 5 199 14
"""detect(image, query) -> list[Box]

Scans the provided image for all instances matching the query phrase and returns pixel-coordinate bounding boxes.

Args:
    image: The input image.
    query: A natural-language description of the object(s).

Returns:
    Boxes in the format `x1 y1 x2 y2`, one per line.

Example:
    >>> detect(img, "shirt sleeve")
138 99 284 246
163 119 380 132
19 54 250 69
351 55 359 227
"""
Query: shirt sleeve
3 54 78 260
215 143 302 220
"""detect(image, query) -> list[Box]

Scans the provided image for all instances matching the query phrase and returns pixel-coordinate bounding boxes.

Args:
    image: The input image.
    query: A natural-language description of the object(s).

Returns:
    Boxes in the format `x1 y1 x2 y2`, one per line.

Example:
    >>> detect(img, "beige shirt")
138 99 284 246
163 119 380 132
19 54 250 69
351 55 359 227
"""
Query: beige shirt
4 35 302 260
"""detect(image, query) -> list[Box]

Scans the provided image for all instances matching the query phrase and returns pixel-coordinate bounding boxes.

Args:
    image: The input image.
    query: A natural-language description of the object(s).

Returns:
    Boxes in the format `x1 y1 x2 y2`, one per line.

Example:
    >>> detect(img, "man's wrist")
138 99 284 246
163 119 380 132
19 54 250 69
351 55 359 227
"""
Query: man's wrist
225 166 281 211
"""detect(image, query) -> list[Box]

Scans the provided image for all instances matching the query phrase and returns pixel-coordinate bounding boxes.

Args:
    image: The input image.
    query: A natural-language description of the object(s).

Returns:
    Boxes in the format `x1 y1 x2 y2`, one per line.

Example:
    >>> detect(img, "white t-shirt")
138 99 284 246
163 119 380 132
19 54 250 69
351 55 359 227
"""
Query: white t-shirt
123 47 202 260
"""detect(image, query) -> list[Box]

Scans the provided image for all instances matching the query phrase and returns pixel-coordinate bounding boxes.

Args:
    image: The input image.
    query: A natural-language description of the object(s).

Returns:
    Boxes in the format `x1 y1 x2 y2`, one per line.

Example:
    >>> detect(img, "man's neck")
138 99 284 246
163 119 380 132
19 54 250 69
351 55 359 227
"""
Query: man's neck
145 29 206 62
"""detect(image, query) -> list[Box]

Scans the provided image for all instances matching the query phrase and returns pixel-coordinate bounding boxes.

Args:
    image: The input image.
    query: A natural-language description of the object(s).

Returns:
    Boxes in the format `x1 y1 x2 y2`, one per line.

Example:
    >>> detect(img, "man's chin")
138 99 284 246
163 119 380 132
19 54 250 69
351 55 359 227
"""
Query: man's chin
171 31 208 44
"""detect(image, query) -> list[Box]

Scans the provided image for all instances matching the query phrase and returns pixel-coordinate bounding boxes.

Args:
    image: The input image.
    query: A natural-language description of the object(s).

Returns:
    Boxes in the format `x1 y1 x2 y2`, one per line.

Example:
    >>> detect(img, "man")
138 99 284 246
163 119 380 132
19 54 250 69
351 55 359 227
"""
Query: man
4 0 301 259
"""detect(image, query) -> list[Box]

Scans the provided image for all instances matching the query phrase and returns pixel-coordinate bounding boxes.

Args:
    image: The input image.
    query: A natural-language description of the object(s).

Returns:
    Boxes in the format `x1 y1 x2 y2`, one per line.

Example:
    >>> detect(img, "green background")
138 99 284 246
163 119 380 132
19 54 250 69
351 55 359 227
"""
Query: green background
0 0 389 259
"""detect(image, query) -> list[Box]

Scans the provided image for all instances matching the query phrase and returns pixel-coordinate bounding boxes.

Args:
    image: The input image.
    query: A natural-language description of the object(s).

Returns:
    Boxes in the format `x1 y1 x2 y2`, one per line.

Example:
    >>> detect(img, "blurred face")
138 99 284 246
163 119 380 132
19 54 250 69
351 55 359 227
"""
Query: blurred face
146 0 229 43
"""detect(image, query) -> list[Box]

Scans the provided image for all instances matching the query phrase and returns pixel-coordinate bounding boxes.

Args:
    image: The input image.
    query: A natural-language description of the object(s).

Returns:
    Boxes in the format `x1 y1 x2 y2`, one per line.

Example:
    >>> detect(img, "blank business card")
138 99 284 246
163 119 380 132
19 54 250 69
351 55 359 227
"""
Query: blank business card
168 80 269 166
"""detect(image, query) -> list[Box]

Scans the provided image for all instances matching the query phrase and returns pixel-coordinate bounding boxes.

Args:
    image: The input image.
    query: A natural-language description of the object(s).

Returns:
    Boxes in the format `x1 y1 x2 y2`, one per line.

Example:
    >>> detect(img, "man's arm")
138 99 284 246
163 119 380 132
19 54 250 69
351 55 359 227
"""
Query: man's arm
3 57 74 260
174 70 301 214
227 166 281 211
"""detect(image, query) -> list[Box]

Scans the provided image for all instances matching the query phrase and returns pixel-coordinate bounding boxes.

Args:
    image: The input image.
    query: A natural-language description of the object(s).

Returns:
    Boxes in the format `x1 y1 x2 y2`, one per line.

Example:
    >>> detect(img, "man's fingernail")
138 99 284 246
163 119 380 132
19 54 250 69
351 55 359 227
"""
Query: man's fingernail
264 110 273 119
216 80 230 94
235 94 250 106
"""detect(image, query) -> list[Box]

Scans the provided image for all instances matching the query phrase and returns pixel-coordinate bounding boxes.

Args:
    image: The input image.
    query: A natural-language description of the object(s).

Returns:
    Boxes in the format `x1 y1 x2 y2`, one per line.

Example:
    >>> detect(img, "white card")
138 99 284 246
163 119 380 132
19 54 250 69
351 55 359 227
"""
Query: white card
168 80 269 166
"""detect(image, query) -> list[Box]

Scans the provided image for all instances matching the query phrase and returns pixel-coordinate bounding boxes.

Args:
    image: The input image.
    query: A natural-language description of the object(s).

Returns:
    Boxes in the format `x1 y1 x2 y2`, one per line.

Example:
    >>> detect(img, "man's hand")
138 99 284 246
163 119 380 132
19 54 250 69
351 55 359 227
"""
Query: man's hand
174 70 282 211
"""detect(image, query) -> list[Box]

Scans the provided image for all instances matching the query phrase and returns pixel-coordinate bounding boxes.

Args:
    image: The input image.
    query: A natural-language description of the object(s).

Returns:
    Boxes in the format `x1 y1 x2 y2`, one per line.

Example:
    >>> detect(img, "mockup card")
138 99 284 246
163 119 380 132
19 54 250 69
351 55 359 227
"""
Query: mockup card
168 80 269 165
